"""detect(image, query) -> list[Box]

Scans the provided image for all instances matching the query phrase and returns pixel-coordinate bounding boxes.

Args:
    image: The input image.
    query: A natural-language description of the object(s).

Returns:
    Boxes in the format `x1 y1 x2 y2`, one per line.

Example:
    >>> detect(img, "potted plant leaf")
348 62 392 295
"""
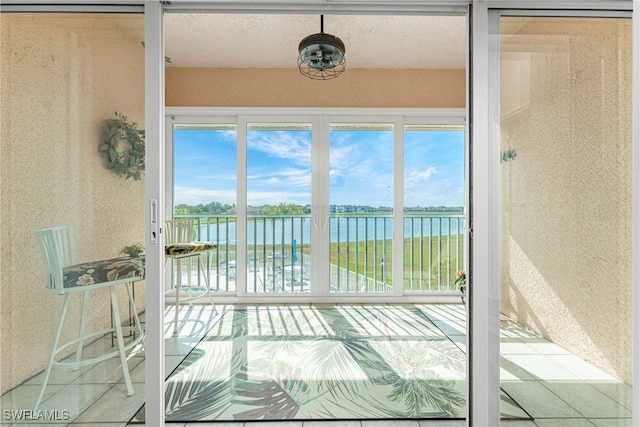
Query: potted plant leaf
120 243 145 258
454 270 466 304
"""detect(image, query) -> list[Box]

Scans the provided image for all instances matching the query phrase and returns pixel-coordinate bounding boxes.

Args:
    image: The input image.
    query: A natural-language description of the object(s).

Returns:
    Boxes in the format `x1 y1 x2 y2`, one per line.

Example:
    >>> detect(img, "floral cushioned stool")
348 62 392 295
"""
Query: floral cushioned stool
63 256 145 288
165 242 217 258
35 225 145 412
165 218 217 336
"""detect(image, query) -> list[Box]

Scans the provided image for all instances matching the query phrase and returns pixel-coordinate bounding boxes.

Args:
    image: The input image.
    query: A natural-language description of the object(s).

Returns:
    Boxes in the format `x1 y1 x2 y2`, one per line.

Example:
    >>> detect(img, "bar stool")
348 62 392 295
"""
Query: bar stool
35 225 144 411
165 218 217 335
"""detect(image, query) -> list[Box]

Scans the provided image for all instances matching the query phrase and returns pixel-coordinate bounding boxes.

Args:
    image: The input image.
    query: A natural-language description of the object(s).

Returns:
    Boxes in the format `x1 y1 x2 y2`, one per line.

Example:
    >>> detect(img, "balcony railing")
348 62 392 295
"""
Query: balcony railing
173 213 465 294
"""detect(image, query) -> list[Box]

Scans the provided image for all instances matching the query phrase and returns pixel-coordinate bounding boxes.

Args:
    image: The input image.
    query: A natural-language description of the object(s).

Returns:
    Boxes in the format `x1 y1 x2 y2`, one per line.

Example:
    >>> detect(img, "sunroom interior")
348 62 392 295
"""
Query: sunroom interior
0 8 634 427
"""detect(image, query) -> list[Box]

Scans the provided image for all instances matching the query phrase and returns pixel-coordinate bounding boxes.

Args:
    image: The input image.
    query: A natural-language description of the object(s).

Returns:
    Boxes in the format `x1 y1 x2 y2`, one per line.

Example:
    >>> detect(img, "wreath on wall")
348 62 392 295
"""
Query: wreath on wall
99 112 145 181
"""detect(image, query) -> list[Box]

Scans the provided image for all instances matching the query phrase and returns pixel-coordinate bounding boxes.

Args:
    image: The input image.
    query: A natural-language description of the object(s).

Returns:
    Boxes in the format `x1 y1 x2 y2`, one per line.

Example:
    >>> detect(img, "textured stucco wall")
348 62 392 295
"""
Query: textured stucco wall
1 14 146 393
500 18 633 382
166 68 466 108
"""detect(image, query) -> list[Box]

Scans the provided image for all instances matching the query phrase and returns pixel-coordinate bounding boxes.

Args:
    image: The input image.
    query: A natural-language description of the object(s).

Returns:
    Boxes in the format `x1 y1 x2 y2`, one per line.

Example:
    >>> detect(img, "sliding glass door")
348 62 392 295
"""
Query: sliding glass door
1 10 146 425
495 13 634 425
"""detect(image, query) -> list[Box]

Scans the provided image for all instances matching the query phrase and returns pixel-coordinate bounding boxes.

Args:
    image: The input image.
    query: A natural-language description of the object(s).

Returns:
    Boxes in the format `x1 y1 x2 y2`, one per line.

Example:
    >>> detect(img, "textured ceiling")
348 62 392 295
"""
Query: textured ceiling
164 13 467 69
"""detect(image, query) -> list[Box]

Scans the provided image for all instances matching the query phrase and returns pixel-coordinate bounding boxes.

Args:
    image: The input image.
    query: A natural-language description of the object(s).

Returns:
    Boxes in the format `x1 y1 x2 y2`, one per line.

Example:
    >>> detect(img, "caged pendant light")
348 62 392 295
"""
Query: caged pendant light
297 15 346 80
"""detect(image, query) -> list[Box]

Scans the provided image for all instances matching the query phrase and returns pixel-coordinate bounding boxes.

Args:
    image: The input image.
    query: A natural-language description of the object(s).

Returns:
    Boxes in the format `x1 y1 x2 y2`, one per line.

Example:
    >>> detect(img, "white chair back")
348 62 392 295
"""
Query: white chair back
36 225 76 294
165 218 196 244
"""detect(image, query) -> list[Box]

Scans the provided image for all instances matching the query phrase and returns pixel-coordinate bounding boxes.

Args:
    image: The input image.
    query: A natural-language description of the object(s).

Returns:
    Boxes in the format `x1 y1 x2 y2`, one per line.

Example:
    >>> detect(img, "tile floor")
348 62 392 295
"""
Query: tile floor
0 304 633 426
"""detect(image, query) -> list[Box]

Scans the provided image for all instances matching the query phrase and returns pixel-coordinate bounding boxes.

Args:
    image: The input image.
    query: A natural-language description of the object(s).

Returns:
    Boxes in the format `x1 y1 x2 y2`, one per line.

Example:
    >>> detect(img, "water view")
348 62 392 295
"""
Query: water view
191 214 466 245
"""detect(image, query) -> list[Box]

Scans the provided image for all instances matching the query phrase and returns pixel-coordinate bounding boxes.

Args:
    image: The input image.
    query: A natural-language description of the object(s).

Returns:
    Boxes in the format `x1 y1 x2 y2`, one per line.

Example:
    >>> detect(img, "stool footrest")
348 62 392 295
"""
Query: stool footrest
165 287 210 303
52 327 144 368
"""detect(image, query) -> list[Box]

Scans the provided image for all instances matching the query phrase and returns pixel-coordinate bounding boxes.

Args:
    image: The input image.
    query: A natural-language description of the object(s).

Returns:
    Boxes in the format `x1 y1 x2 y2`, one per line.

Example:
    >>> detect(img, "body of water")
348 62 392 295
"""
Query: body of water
195 216 466 245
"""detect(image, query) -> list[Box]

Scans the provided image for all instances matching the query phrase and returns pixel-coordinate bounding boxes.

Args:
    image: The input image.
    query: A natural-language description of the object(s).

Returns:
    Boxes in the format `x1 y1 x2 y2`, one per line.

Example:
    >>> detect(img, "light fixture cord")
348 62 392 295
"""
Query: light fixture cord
320 15 324 33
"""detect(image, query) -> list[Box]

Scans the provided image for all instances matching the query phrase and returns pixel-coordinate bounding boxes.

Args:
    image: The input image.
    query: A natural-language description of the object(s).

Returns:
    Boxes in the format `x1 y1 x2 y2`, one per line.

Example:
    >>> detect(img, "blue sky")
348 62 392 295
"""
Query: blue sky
173 127 464 208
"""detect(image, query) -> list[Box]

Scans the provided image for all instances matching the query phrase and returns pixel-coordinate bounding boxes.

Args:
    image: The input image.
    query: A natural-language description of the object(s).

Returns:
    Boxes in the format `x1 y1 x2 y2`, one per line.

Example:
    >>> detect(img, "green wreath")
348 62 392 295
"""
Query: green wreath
99 112 145 181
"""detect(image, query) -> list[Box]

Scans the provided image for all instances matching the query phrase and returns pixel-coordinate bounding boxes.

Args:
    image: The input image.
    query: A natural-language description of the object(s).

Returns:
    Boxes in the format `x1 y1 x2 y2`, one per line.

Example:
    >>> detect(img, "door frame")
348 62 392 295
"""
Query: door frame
134 3 640 425
482 5 638 427
150 1 640 426
4 1 635 426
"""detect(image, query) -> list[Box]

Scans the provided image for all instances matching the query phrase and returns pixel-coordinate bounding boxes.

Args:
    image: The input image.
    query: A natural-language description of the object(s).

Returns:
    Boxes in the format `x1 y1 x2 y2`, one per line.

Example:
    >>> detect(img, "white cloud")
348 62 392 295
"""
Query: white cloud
248 132 311 162
194 173 237 181
405 167 437 187
247 190 311 206
173 186 237 205
265 177 280 185
174 184 312 206
248 167 311 188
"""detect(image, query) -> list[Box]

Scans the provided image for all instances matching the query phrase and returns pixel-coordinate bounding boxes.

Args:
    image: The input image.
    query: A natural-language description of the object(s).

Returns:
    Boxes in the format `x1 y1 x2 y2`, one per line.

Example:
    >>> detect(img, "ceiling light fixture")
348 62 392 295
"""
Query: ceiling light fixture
297 15 346 80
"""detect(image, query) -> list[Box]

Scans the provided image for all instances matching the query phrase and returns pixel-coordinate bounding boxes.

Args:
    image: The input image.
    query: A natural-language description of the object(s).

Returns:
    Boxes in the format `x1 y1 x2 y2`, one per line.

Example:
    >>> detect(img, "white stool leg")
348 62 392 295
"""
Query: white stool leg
34 293 71 411
110 286 134 396
198 254 217 315
186 256 193 306
74 290 90 369
173 259 182 336
126 282 144 338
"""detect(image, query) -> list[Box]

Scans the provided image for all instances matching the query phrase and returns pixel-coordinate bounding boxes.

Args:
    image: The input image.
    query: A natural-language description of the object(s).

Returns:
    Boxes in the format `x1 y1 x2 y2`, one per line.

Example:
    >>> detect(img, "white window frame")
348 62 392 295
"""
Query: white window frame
166 107 466 304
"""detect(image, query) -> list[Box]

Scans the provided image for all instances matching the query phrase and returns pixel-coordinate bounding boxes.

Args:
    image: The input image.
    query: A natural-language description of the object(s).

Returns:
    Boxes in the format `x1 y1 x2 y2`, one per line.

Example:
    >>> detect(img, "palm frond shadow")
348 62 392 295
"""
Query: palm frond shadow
231 362 308 420
309 306 466 418
134 304 475 422
165 347 245 421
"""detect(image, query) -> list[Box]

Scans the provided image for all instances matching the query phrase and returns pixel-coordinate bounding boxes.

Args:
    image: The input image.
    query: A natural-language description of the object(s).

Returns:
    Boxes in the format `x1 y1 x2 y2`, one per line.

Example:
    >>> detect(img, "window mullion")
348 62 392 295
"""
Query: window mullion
393 116 405 295
237 116 248 297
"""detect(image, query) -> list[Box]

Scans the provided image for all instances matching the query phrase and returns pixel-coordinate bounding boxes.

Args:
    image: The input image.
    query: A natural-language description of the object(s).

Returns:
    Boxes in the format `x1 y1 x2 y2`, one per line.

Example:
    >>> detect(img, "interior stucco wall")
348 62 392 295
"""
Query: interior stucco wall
166 68 466 108
500 18 633 382
1 14 146 394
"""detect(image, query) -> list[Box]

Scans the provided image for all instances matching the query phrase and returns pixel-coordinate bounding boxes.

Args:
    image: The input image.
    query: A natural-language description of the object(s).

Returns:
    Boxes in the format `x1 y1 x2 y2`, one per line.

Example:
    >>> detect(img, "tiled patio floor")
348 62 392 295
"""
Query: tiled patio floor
0 304 633 426
420 305 633 427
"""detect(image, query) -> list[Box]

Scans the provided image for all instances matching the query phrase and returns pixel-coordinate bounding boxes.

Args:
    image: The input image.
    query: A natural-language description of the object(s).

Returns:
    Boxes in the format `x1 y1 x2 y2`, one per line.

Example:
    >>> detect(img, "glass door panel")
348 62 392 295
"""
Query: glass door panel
172 124 238 293
328 123 394 294
0 11 145 424
498 16 633 423
246 123 312 294
403 125 465 292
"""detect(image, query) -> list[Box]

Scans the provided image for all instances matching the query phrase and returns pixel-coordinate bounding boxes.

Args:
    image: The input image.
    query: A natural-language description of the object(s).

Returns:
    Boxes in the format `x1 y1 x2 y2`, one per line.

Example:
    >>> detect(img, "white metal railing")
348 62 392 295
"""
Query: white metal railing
174 212 465 294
